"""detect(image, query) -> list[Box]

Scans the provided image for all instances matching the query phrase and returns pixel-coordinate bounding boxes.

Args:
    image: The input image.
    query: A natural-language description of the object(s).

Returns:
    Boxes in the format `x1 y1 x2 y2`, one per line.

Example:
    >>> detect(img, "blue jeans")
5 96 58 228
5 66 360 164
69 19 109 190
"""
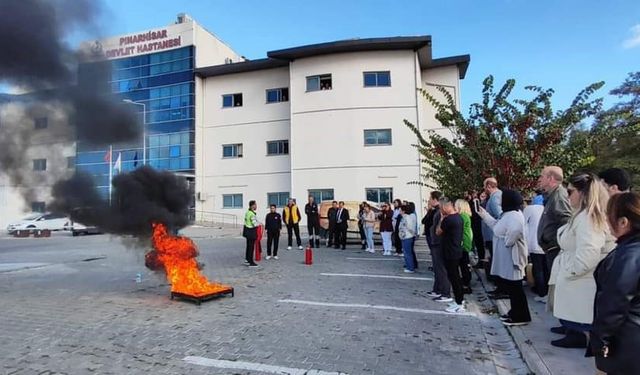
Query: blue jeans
402 238 415 271
365 226 374 250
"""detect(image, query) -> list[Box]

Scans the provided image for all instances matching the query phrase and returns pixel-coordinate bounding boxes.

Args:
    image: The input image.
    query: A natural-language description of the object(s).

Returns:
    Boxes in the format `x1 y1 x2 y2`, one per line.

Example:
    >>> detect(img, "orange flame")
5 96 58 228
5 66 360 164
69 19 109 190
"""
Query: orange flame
151 222 231 297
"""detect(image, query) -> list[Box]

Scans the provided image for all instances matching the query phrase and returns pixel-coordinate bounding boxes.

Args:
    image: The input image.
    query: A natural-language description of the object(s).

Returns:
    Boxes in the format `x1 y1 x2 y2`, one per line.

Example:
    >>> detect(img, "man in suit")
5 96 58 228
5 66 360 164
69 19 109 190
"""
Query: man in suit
327 201 338 248
334 201 350 250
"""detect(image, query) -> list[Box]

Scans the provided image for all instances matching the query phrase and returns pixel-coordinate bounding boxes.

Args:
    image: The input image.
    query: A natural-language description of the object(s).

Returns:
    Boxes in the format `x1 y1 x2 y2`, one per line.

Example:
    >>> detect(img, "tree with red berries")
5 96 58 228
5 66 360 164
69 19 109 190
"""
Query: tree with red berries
406 76 604 197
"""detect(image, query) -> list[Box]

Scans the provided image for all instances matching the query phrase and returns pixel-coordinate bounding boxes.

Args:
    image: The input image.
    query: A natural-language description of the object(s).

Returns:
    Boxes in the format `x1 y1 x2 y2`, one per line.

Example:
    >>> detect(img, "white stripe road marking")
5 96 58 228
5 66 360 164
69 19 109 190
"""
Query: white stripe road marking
320 272 432 281
183 356 348 375
278 299 476 317
345 257 401 261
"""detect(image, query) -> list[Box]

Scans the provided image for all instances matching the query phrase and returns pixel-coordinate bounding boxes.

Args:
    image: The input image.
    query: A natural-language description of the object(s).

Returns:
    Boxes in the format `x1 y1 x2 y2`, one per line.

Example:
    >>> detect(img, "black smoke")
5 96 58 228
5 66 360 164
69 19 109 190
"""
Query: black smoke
0 0 140 214
50 167 191 237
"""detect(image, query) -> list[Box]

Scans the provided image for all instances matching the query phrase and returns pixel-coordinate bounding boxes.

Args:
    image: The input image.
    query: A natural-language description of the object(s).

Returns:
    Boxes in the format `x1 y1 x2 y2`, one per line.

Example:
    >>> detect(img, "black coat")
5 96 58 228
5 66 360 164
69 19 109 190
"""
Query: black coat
265 212 282 232
305 202 319 224
327 207 338 227
591 232 640 374
335 207 350 229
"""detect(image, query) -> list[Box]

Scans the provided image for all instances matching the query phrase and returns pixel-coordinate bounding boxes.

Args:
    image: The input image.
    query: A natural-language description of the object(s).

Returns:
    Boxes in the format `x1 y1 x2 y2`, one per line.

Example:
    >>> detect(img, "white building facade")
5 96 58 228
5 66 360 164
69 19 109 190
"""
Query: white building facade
194 37 469 221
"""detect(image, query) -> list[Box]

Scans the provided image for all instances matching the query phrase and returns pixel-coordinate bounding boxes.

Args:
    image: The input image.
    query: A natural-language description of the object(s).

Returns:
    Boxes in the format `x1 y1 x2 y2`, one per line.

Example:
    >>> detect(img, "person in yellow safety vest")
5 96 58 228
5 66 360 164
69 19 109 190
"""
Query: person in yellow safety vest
283 198 303 250
242 200 259 267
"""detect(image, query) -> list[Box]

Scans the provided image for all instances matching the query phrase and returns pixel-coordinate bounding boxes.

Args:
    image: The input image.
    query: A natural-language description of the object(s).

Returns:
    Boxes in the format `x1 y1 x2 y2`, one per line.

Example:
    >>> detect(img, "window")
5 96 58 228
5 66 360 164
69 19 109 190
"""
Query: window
308 189 334 203
266 140 289 155
363 71 391 87
364 129 392 146
366 188 393 203
268 192 289 207
31 202 46 213
306 74 332 92
33 159 47 171
67 156 75 169
266 88 289 103
222 143 243 158
34 117 48 129
222 194 243 208
222 93 243 108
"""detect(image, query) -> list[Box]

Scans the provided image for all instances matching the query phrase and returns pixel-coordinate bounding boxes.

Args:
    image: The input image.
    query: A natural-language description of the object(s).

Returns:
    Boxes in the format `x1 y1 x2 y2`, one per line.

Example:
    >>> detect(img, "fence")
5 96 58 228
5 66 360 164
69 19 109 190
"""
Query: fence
193 210 239 228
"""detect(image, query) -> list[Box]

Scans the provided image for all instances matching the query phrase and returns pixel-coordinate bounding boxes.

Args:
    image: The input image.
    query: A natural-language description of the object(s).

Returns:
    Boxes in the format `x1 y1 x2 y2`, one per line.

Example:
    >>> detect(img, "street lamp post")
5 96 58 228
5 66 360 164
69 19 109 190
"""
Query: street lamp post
122 99 146 165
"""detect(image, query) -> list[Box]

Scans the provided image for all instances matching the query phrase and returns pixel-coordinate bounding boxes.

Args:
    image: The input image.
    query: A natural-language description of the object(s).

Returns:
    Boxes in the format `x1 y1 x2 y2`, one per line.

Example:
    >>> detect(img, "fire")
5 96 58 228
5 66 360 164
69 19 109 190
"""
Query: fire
150 222 231 297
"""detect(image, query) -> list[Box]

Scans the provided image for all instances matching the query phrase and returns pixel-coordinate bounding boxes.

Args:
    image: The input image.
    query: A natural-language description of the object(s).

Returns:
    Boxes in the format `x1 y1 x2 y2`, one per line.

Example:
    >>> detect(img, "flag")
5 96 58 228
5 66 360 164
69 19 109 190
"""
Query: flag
104 150 111 163
113 152 122 173
133 151 138 167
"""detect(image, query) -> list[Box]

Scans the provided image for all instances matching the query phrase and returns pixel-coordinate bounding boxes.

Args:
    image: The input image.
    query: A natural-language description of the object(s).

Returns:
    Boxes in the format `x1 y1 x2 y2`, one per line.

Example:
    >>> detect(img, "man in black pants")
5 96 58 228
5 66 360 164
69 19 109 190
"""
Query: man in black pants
392 199 403 254
265 204 282 260
305 196 320 248
327 201 338 247
334 201 349 250
436 197 466 314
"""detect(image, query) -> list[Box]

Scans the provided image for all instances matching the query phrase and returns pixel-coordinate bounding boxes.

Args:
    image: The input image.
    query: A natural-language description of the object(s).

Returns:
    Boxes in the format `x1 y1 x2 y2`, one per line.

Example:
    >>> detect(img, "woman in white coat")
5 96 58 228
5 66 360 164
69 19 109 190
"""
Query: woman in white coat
549 173 614 348
479 189 531 326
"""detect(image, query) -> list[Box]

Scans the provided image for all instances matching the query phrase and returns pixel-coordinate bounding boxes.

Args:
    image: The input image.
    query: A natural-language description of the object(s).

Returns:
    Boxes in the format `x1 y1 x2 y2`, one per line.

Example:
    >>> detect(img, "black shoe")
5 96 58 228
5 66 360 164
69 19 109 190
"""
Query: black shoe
341 247 346 250
333 246 340 249
499 314 510 321
472 263 484 269
463 286 473 295
488 289 504 295
248 263 259 267
550 326 567 335
502 318 530 327
489 293 509 300
551 332 587 348
315 240 320 247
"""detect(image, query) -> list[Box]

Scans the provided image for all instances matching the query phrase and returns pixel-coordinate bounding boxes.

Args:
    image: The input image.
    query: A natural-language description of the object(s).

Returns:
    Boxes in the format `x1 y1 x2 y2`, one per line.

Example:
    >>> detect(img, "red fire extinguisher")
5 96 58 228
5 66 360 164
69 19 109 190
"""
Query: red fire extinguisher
304 245 313 265
254 225 263 262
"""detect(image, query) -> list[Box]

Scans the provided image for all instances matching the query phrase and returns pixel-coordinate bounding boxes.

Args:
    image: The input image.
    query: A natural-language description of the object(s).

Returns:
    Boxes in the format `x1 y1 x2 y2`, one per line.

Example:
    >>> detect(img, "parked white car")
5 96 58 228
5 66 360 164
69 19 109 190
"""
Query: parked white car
6 212 71 234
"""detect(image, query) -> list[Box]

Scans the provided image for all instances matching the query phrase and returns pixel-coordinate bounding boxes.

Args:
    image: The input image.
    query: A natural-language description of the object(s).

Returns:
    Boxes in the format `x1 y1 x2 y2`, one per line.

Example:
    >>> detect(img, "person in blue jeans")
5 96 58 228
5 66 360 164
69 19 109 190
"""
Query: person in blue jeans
398 204 417 273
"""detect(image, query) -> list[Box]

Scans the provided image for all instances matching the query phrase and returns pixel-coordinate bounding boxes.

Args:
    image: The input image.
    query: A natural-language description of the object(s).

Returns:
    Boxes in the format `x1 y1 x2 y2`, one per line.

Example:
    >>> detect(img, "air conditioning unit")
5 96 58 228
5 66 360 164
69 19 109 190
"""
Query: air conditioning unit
196 192 206 201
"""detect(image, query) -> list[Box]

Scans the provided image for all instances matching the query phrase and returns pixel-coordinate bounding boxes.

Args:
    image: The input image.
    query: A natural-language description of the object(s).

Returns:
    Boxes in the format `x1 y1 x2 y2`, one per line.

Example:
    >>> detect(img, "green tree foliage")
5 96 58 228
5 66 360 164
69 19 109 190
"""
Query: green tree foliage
589 72 640 188
405 76 604 197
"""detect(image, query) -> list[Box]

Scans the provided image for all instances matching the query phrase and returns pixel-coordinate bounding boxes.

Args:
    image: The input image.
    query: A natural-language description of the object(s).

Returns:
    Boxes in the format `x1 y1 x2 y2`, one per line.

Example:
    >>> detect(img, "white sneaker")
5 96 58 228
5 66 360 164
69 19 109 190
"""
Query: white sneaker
298 245 303 250
403 269 415 273
366 248 375 253
287 246 292 250
534 296 548 303
383 251 391 256
266 256 271 260
426 291 441 298
273 256 279 260
445 304 466 314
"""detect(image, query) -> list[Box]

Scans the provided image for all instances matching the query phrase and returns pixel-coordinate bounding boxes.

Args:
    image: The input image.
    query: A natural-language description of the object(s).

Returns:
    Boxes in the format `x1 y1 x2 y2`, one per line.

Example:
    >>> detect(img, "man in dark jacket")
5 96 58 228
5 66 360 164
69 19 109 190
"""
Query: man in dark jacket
536 166 572 285
335 201 350 250
436 197 465 312
427 191 452 302
327 201 338 248
305 196 320 248
265 204 282 259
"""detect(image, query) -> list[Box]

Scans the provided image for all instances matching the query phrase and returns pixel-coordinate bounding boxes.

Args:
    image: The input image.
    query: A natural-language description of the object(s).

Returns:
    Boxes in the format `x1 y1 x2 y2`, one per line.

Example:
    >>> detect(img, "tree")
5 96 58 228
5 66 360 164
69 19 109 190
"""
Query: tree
405 76 604 198
589 72 640 188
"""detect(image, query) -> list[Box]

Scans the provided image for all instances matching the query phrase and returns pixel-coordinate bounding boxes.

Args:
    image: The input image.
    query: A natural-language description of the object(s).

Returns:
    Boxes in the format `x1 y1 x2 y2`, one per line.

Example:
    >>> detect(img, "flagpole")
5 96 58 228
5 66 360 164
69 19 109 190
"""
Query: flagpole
108 145 113 206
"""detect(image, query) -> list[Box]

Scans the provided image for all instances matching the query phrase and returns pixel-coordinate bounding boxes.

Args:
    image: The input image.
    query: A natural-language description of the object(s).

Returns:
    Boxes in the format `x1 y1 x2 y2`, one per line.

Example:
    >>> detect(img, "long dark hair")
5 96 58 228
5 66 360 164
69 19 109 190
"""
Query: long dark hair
501 189 523 212
607 192 640 236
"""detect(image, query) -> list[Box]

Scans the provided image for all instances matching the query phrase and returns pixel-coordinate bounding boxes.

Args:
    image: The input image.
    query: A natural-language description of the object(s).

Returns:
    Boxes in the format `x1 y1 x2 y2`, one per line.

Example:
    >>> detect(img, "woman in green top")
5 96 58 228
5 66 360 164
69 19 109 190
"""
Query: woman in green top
455 199 474 293
243 200 259 267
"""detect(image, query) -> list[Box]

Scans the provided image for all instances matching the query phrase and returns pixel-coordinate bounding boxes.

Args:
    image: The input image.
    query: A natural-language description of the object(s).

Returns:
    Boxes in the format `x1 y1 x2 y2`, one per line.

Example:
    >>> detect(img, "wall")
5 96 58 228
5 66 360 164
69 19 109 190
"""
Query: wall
196 67 291 220
288 50 423 216
0 100 75 228
193 22 244 68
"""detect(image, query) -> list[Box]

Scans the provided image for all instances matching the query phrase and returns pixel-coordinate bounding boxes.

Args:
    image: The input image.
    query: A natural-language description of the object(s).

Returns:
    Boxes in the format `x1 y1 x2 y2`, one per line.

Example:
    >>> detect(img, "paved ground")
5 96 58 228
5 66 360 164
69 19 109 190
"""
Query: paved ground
0 229 529 375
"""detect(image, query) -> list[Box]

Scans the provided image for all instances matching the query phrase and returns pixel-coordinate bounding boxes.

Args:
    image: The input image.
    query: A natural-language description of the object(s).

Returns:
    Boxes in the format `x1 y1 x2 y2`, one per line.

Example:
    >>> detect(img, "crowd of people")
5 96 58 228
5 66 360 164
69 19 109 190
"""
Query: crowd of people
240 167 639 374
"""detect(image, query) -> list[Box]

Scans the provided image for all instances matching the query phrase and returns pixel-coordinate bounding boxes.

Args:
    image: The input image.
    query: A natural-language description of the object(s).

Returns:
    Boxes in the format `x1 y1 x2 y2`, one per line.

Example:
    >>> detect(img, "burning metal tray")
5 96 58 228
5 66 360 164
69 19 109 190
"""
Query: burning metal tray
170 287 234 305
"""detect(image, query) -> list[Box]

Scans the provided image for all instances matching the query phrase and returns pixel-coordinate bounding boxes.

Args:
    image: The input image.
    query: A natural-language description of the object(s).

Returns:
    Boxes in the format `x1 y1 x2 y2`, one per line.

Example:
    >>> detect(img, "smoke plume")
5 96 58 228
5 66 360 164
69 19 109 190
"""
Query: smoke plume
50 166 192 237
0 0 140 213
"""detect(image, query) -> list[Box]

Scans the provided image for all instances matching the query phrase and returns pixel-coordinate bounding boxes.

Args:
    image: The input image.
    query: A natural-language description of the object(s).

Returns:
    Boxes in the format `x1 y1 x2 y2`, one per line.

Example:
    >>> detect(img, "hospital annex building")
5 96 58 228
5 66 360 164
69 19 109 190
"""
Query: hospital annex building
0 14 470 227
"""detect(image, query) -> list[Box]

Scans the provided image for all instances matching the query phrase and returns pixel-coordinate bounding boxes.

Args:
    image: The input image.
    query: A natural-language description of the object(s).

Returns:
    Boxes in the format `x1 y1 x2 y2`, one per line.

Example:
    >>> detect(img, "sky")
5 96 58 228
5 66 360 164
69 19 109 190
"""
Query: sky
16 1 640 111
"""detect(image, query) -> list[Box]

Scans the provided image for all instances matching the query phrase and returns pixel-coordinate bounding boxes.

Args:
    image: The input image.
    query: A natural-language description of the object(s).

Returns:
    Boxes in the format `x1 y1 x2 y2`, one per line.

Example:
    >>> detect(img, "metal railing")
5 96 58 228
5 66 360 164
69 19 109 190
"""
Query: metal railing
192 210 239 228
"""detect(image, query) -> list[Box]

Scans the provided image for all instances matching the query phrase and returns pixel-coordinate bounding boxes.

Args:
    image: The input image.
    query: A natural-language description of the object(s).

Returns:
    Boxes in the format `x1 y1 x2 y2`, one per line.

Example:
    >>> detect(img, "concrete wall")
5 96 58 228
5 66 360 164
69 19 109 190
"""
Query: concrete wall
193 21 244 68
196 67 291 220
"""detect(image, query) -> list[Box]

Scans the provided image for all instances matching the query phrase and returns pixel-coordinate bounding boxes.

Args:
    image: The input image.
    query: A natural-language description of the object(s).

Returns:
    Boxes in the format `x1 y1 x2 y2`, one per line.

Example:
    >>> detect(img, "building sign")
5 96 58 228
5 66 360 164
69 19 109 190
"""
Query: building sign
82 22 194 60
103 29 181 58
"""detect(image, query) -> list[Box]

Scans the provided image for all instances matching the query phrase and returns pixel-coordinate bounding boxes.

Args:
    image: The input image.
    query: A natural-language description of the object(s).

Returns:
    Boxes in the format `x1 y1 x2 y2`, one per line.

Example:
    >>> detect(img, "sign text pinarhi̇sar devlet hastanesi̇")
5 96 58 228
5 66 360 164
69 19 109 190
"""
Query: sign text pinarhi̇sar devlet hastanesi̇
104 29 182 58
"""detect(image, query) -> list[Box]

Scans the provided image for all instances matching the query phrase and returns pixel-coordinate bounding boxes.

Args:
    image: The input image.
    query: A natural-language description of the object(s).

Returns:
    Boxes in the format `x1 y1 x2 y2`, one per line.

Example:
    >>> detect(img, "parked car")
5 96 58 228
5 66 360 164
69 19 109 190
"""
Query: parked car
70 221 102 236
6 212 71 234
